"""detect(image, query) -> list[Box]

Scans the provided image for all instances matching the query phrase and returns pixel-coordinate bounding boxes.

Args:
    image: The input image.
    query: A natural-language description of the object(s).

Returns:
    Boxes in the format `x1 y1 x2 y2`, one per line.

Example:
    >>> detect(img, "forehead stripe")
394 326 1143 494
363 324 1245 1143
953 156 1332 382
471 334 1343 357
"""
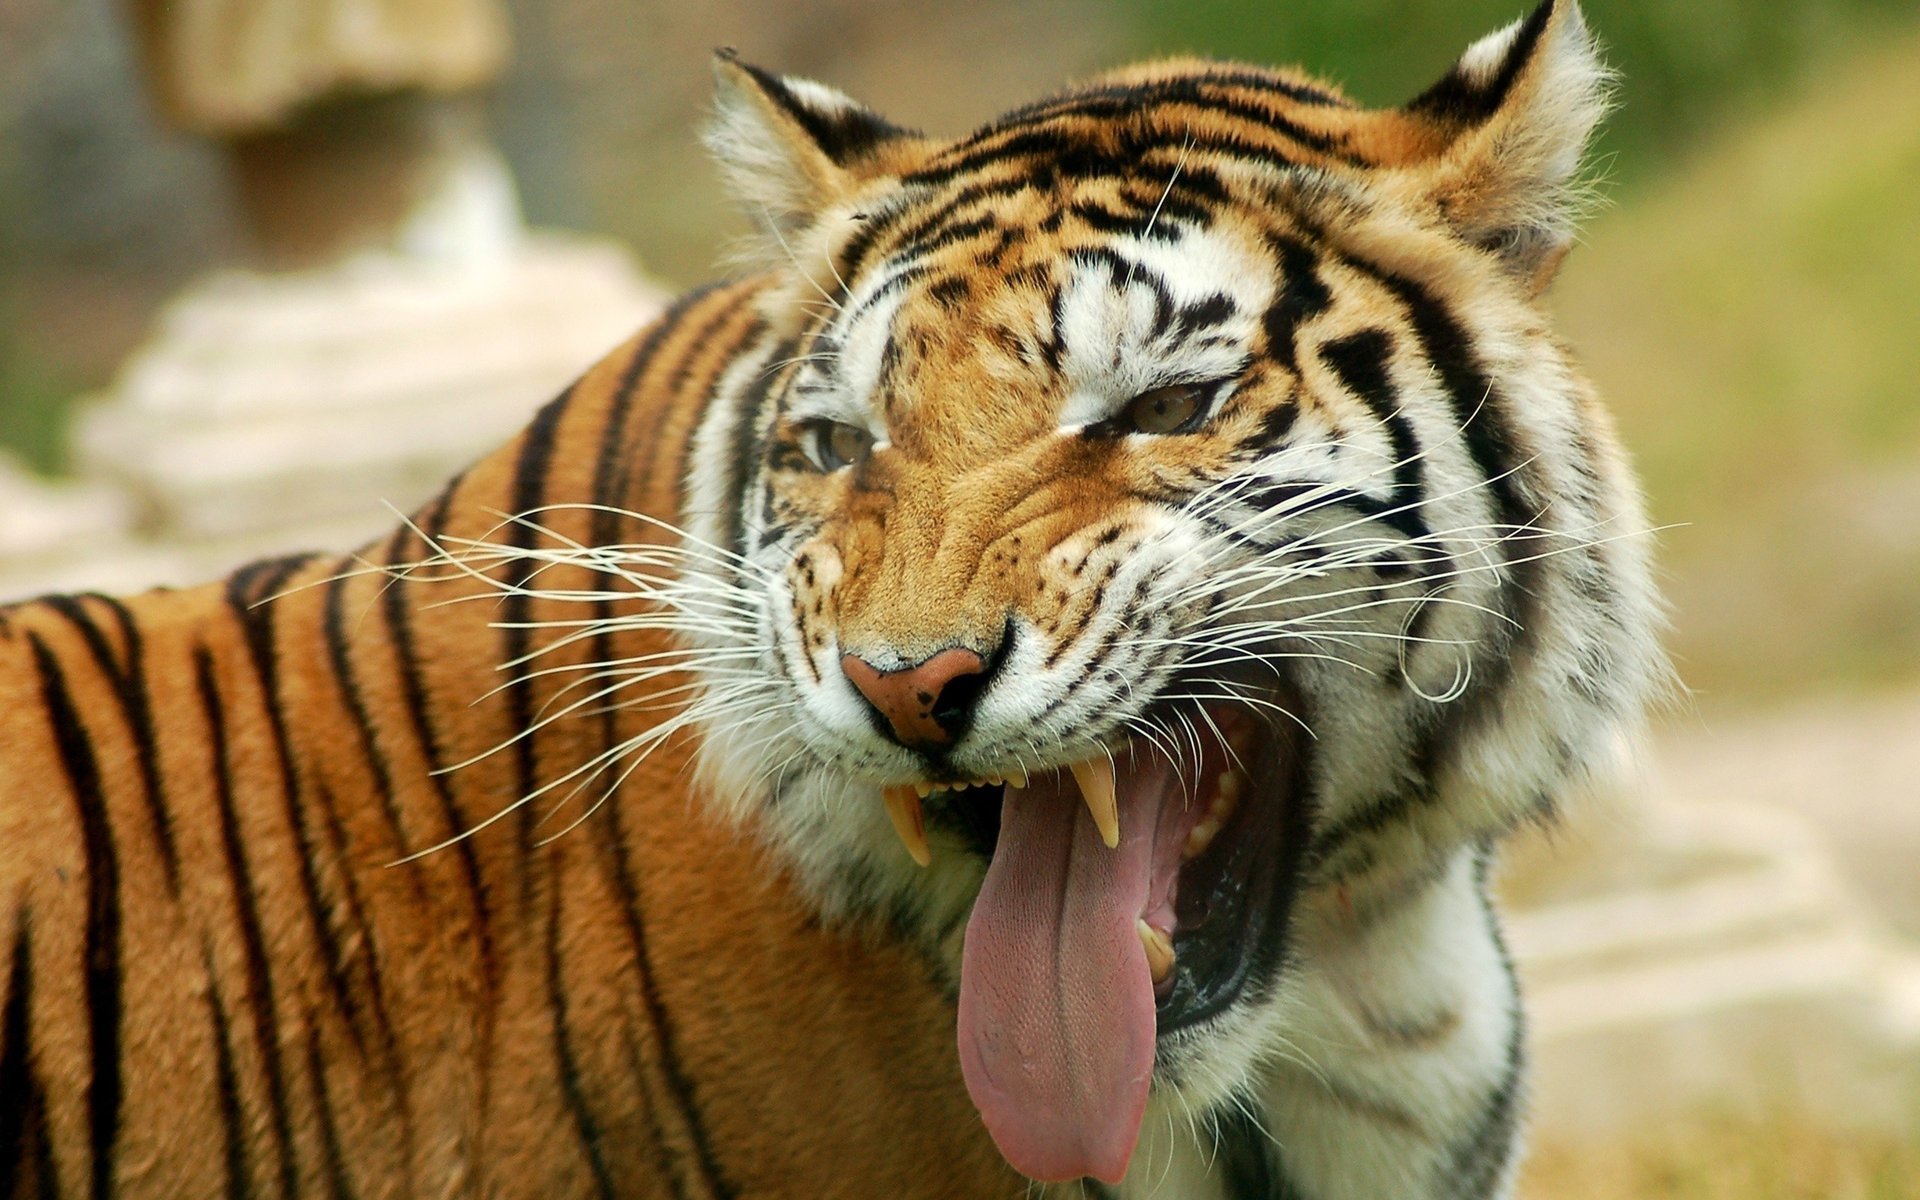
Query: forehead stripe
994 70 1354 126
929 79 1351 164
1261 234 1333 373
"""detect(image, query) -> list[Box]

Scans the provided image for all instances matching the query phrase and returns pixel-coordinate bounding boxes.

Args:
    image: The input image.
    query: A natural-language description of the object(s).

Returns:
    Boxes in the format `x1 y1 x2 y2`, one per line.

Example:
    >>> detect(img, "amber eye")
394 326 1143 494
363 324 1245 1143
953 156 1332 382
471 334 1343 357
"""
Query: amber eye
1121 382 1211 435
806 421 875 472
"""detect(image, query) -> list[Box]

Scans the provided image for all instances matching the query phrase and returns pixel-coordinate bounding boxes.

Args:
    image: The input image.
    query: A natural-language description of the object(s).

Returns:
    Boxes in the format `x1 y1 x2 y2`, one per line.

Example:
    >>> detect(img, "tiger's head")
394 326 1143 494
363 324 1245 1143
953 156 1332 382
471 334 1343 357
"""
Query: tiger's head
677 0 1661 1184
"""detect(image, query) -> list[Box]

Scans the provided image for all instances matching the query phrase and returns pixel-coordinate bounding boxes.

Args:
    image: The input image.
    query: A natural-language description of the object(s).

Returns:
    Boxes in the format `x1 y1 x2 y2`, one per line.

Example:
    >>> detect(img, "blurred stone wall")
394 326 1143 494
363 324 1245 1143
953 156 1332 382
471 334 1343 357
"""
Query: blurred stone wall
0 0 1118 451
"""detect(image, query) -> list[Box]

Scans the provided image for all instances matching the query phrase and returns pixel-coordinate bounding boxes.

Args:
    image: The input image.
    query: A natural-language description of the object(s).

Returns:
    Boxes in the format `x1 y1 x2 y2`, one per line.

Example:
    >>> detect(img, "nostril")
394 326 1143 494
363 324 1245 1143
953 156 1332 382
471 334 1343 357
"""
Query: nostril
931 666 989 733
839 647 989 749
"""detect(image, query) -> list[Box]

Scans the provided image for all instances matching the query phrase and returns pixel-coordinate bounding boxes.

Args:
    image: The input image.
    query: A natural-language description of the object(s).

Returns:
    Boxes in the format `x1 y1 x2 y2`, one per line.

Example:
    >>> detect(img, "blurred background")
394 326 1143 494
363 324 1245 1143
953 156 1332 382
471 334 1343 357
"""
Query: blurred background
3 0 1918 1194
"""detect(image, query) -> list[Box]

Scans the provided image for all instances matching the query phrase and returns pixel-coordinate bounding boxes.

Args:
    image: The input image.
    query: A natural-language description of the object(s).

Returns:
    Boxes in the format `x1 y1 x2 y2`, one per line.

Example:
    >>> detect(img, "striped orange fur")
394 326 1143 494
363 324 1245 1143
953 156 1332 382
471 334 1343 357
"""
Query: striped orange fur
1 4 1662 1196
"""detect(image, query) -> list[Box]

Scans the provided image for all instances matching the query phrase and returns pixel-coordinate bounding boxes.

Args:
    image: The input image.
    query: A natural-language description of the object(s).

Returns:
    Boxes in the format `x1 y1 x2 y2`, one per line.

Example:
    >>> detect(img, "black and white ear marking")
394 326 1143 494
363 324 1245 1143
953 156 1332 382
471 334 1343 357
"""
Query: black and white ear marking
1404 0 1613 291
705 52 916 238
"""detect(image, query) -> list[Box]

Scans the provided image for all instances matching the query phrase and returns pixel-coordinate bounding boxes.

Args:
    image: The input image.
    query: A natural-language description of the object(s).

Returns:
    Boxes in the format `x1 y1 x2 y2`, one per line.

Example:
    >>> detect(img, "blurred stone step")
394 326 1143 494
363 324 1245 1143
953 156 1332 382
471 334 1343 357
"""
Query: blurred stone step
73 230 666 549
1512 798 1920 1140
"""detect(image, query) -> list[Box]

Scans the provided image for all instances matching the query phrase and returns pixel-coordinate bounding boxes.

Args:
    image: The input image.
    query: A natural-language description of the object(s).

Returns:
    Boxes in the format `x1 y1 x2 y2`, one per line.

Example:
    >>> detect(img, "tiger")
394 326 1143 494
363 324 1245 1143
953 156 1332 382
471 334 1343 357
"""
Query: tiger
0 1 1663 1196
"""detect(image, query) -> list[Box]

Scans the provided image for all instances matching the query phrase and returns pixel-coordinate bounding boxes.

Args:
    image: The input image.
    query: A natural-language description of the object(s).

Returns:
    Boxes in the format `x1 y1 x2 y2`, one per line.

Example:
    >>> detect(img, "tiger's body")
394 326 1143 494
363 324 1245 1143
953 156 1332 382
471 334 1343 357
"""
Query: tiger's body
0 285 1019 1198
0 3 1662 1196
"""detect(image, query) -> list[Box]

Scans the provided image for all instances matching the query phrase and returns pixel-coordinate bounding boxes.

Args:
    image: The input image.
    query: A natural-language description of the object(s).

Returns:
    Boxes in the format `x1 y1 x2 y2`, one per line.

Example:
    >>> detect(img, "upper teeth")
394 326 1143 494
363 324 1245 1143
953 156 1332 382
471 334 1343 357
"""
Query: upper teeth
1183 765 1247 861
881 757 1124 867
913 774 1018 798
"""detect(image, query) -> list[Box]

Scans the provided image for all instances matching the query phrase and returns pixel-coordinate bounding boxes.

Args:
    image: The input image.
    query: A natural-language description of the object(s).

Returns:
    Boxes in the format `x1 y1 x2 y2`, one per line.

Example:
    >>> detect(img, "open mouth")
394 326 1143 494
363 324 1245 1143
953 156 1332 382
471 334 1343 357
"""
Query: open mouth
883 695 1311 1185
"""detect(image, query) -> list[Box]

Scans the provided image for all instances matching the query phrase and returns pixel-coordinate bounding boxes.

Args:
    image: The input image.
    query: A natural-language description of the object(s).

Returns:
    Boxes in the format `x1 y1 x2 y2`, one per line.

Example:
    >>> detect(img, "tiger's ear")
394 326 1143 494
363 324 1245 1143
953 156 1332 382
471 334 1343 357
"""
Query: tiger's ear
706 52 917 241
1402 0 1613 293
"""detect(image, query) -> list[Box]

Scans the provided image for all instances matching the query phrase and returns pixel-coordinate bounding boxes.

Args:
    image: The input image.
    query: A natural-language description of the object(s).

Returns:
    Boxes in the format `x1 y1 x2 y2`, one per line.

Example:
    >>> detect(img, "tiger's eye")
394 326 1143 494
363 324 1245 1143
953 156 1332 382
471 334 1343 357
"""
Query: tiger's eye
1122 383 1207 435
813 421 874 471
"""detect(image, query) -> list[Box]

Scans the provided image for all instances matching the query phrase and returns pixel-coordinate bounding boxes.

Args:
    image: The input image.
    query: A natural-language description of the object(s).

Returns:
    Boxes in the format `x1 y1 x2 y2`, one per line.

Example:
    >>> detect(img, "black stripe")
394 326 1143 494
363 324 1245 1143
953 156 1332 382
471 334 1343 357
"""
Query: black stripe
0 908 36 1196
1360 262 1542 736
320 571 413 860
1213 1102 1279 1199
597 837 709 1199
202 946 251 1200
1209 1101 1317 1199
223 554 321 841
196 645 301 1199
226 554 314 613
29 633 122 1200
1445 854 1527 1197
930 81 1351 172
899 212 1000 260
899 125 1131 191
1233 481 1411 535
504 384 574 883
721 337 797 556
301 1014 357 1200
377 516 499 1033
1366 271 1529 537
1174 293 1235 339
723 56 913 165
1304 780 1427 882
546 876 618 1199
304 780 411 1147
586 297 726 1200
602 805 737 1198
1235 389 1301 456
995 69 1351 132
1407 0 1554 125
41 594 180 890
596 286 721 527
847 177 1033 280
661 303 760 427
226 569 379 1063
1337 255 1538 669
1262 234 1332 373
1317 328 1429 541
308 574 423 1148
841 264 929 327
1288 258 1542 872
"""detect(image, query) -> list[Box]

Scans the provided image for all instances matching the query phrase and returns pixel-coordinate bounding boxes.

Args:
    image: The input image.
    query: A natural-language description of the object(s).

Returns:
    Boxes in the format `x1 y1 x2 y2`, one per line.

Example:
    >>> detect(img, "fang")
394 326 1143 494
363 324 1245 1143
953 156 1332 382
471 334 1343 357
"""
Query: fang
1068 758 1120 848
882 785 932 867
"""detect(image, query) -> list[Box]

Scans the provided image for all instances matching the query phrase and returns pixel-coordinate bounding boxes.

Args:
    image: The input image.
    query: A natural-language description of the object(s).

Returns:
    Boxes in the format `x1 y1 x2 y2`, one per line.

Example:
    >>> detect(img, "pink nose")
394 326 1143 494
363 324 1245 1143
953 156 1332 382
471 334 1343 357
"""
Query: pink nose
840 648 988 749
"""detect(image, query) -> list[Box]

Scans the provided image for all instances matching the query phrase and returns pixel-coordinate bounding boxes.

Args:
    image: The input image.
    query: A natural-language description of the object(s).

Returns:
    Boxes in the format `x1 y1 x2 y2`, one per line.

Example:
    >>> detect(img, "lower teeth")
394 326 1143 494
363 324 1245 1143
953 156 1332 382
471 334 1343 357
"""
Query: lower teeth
1137 919 1175 983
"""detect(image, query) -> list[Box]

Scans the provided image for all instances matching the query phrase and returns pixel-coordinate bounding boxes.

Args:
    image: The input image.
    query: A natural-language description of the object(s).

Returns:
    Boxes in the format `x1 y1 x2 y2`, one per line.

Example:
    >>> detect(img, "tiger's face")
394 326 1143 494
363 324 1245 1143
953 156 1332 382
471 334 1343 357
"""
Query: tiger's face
680 1 1661 1186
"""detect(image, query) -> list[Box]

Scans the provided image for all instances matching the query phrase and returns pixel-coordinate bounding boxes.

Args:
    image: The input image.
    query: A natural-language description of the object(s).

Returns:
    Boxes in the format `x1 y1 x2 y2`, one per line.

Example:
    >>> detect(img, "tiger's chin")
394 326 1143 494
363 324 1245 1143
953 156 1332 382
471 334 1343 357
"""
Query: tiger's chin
906 689 1314 1185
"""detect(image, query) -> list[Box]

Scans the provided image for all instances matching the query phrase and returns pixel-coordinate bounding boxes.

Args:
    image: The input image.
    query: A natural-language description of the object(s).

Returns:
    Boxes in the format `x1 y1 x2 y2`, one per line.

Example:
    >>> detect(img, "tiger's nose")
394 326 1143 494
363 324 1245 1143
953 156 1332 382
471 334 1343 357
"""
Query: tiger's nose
840 648 989 750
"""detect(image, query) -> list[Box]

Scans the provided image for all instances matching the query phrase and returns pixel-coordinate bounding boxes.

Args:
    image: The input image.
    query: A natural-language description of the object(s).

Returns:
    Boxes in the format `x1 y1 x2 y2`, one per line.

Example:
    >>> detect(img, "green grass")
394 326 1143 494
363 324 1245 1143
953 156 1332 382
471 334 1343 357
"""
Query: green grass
1550 21 1920 708
1522 1116 1920 1200
1121 0 1920 188
0 322 79 476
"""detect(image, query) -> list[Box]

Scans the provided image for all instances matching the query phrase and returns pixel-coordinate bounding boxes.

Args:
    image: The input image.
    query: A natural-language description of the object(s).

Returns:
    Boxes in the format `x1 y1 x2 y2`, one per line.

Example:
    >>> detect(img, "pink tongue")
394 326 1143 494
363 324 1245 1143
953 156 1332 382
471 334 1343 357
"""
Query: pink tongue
957 764 1178 1185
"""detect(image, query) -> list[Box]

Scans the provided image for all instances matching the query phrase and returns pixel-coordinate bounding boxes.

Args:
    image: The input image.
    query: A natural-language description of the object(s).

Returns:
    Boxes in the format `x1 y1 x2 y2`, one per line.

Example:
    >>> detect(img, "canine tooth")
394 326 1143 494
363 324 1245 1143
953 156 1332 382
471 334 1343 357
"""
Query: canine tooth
913 781 933 798
1138 920 1175 983
1009 770 1029 788
1184 818 1221 861
1069 758 1120 848
883 786 933 868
